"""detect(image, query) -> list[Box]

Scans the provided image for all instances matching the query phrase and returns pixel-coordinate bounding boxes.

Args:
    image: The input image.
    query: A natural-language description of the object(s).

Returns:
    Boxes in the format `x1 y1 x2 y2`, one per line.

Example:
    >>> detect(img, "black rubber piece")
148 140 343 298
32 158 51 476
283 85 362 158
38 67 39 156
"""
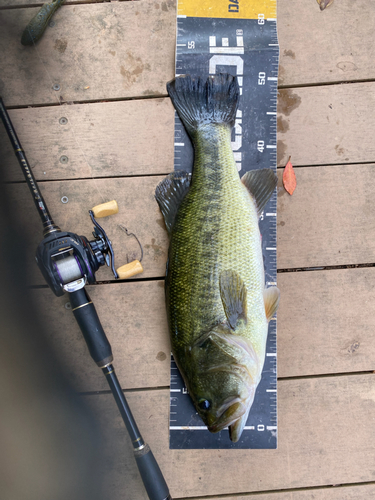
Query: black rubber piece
135 446 171 500
70 288 112 366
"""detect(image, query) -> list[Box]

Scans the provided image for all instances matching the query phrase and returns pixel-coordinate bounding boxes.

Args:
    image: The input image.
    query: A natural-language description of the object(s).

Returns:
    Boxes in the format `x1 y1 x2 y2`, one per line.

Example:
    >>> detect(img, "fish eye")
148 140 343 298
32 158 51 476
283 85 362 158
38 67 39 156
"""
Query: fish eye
198 399 211 410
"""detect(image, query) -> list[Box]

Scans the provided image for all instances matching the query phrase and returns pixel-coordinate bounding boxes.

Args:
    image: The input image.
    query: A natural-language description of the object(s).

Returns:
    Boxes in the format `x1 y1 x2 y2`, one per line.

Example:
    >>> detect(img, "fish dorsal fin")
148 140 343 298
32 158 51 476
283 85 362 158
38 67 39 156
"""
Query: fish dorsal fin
241 168 278 216
155 171 191 234
220 270 248 330
263 287 280 322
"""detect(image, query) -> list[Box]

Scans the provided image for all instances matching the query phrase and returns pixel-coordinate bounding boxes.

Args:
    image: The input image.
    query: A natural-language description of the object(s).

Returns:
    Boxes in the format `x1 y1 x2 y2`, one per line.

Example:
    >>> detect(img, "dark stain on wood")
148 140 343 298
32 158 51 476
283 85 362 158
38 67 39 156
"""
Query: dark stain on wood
278 89 302 116
156 351 167 361
277 115 290 133
335 144 344 156
145 238 164 259
283 49 296 59
343 341 360 355
156 218 166 231
54 39 68 54
277 139 287 165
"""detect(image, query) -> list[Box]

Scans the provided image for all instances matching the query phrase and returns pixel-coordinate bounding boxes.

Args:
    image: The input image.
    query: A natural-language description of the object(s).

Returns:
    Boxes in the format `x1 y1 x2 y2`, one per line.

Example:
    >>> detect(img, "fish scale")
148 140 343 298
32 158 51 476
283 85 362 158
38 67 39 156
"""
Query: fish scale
166 0 279 449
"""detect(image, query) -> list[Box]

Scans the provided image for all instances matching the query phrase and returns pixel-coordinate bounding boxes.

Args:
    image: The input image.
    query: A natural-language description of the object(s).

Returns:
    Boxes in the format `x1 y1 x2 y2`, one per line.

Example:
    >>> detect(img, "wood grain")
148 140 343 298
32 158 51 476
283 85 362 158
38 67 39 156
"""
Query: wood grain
2 82 375 182
30 267 375 392
6 163 375 287
0 0 175 106
277 83 375 167
2 0 374 107
83 374 375 498
0 98 174 182
277 164 375 268
277 0 375 85
277 268 375 378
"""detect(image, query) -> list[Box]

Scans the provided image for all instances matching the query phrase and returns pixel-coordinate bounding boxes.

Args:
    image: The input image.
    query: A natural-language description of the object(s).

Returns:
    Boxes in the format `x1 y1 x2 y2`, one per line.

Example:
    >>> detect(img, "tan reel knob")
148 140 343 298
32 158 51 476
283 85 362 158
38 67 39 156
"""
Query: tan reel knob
116 260 144 279
91 200 119 218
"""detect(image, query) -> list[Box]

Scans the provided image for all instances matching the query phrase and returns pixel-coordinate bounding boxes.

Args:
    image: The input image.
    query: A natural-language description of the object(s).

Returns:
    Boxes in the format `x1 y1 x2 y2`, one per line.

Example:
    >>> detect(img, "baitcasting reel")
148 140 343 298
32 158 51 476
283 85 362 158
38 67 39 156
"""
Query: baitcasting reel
36 200 143 297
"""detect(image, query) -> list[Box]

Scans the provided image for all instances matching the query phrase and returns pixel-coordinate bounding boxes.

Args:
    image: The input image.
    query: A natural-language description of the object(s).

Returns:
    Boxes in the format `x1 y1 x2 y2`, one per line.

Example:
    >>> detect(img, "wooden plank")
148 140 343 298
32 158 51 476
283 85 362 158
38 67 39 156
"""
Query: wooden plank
83 374 375 498
0 0 175 106
194 484 375 499
277 0 375 86
7 163 375 286
2 82 375 182
277 83 375 168
2 0 375 107
32 267 375 392
277 164 375 268
0 98 174 182
277 268 375 378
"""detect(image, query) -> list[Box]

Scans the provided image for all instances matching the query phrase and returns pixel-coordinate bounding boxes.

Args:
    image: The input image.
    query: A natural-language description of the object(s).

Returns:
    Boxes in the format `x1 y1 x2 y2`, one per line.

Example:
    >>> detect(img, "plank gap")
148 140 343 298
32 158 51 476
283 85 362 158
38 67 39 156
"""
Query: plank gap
95 276 165 285
80 385 171 397
278 78 375 90
4 171 172 184
174 480 375 500
3 93 169 111
276 160 375 169
278 263 375 273
278 370 375 382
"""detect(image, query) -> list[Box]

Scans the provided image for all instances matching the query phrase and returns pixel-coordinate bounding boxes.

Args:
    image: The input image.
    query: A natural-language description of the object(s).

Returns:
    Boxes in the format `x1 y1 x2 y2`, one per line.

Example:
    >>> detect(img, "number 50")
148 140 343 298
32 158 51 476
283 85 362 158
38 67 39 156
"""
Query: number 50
258 72 266 85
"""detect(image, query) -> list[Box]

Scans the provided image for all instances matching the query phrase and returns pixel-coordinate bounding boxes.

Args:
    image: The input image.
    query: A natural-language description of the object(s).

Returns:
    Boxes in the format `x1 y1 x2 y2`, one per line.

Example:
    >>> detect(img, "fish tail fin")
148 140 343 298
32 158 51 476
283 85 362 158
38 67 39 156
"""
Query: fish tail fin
167 74 240 137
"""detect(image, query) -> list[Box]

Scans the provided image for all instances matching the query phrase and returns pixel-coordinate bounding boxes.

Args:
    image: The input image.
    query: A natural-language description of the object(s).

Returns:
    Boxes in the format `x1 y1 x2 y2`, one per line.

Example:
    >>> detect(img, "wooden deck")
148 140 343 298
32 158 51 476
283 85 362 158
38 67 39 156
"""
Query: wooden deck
1 0 375 498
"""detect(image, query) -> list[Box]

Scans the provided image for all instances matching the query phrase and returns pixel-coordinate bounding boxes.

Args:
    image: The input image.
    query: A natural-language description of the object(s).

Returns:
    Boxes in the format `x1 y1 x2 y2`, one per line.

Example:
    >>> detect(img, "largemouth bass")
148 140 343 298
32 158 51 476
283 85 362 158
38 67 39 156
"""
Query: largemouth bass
156 74 280 443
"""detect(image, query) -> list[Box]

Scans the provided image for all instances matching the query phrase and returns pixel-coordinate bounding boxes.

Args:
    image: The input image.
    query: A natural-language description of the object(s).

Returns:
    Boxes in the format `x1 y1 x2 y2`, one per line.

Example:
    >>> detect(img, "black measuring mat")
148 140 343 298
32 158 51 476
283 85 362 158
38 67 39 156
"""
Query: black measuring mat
169 0 279 450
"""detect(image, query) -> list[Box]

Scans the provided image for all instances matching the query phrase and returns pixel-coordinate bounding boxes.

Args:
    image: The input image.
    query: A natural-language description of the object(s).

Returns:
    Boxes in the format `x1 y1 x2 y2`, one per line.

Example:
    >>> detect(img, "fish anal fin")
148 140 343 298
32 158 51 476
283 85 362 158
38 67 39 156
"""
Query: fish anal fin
155 171 191 234
220 270 248 331
264 286 280 322
241 168 278 216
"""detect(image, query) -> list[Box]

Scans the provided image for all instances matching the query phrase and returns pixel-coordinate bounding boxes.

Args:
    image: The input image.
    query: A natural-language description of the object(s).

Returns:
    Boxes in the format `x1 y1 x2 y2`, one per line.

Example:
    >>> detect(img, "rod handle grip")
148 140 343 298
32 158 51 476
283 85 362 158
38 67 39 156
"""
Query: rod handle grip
134 444 171 500
91 200 119 218
116 260 143 279
70 288 113 367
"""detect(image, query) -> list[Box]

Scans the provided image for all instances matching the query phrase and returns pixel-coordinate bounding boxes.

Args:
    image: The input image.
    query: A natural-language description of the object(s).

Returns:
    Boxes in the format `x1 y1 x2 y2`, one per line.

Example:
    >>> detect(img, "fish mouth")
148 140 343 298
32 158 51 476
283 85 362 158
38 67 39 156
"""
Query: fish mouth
207 398 246 433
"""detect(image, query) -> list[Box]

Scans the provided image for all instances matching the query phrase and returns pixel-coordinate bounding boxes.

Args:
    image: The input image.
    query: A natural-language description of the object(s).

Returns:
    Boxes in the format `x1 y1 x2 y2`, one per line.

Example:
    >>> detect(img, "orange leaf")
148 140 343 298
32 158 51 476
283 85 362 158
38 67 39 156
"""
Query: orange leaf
283 156 296 195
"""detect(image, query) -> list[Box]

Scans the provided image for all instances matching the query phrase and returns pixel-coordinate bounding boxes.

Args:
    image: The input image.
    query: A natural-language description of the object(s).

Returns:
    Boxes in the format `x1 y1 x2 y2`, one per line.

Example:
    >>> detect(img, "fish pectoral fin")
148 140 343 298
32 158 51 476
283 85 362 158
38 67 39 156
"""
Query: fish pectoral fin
264 286 280 322
220 270 248 330
155 171 191 234
241 168 278 216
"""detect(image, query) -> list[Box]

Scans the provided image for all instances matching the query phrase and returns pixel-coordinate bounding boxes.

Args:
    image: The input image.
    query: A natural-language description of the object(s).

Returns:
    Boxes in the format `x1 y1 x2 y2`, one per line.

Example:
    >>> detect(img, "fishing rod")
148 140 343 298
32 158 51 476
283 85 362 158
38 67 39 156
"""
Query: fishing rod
0 97 171 500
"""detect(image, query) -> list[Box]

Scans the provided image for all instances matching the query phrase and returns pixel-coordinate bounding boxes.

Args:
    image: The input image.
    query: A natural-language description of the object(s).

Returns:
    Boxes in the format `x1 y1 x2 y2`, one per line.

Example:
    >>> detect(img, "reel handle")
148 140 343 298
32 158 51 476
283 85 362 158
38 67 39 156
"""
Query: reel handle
69 288 113 367
91 200 144 280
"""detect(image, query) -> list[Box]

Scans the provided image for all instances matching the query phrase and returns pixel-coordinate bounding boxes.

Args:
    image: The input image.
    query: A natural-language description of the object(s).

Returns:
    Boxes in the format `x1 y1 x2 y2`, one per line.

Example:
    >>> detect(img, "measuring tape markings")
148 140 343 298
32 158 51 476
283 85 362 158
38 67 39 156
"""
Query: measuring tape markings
170 0 279 449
